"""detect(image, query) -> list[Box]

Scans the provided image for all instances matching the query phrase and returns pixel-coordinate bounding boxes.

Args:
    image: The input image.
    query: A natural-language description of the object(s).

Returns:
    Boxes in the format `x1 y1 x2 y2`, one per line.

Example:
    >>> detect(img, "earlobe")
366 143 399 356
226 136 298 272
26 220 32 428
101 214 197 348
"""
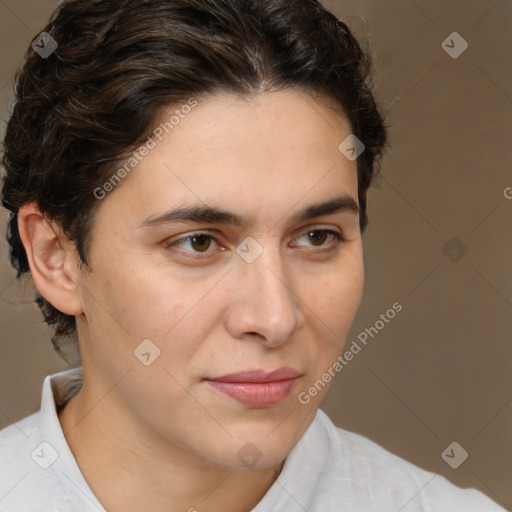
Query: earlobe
17 202 84 316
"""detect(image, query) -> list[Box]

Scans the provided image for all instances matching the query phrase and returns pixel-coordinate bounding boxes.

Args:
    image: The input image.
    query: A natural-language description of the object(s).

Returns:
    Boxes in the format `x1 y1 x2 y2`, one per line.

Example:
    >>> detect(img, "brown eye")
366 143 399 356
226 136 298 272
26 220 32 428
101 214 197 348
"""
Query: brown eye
307 230 329 246
165 232 218 256
165 228 345 261
295 229 345 250
188 234 212 252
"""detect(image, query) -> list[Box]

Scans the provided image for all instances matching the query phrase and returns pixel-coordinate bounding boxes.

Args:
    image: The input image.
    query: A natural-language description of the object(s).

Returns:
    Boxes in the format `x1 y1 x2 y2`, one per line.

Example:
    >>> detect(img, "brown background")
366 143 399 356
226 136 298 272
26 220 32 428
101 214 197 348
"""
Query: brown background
0 0 510 508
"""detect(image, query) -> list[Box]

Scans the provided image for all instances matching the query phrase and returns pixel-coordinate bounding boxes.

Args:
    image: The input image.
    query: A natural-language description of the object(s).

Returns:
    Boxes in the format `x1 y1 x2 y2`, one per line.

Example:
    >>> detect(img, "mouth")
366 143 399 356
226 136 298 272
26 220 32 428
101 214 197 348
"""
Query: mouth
204 367 302 408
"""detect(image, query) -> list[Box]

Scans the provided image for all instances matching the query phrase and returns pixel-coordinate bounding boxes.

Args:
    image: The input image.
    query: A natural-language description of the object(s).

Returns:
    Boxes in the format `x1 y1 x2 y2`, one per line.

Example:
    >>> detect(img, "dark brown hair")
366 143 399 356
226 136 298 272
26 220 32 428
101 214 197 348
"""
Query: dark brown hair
1 0 389 360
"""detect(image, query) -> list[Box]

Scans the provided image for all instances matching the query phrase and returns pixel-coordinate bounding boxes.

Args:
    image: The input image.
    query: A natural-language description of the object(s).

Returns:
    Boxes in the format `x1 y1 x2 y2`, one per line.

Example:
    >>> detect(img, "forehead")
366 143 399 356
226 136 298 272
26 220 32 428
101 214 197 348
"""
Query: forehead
157 89 353 163
96 89 358 227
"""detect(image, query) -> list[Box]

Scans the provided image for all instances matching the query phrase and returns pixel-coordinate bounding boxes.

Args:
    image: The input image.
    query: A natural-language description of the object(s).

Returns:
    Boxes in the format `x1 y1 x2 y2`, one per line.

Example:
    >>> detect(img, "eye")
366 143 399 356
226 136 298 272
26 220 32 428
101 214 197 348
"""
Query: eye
293 228 346 251
164 228 346 260
164 232 220 257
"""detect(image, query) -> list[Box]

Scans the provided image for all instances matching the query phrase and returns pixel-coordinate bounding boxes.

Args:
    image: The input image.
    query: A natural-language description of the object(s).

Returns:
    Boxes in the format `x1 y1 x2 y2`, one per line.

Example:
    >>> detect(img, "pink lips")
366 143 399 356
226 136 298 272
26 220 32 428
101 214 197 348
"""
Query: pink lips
204 368 301 408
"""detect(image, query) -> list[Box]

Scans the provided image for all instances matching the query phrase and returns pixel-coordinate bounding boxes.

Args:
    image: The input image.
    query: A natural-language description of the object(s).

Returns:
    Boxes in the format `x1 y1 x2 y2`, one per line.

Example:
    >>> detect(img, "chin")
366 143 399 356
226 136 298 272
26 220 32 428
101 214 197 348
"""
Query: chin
198 435 293 470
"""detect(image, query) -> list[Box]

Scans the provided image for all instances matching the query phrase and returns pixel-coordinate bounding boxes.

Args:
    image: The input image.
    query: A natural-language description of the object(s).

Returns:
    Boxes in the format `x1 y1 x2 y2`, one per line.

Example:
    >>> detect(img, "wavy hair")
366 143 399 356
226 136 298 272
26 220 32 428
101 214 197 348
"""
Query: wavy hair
1 0 389 359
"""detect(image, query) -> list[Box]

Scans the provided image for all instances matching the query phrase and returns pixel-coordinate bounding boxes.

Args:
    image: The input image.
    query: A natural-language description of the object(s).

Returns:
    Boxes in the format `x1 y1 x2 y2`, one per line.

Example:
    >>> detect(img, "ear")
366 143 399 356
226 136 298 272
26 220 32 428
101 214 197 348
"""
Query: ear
17 202 84 316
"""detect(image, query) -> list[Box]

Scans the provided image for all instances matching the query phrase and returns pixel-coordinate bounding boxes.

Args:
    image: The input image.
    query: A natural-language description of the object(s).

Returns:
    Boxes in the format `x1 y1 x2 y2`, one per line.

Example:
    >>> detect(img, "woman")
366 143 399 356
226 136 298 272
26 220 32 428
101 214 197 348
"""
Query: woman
0 0 506 510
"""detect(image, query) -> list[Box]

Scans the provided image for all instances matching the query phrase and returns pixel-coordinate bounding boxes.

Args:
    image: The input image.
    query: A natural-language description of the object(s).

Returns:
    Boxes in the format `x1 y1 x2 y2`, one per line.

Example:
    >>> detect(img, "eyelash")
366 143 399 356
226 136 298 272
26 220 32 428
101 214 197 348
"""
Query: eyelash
164 228 346 259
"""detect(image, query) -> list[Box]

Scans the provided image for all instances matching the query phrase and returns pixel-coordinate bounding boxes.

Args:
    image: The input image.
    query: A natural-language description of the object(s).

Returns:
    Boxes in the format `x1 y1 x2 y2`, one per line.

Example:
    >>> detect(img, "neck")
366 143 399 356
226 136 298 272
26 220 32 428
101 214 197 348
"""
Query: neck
58 382 283 512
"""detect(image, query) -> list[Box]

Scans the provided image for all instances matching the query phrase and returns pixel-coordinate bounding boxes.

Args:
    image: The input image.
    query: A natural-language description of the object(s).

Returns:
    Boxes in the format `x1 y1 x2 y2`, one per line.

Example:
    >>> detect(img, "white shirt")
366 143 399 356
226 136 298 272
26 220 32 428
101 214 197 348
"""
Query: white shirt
0 367 506 512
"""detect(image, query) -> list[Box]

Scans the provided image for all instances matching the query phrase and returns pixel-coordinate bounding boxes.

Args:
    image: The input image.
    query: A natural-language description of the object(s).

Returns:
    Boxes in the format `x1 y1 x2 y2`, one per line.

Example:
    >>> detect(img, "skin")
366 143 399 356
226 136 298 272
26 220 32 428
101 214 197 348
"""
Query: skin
18 88 364 512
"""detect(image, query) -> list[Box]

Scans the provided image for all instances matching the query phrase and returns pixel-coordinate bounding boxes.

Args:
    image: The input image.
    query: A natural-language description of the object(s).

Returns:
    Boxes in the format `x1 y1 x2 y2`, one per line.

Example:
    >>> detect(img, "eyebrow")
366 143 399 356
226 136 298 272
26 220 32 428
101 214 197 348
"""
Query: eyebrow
139 195 359 229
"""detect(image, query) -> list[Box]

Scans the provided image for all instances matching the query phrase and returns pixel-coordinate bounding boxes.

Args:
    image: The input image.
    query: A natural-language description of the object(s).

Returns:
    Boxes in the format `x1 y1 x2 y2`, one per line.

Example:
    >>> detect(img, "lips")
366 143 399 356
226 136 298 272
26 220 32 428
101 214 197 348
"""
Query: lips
208 367 301 383
204 367 301 408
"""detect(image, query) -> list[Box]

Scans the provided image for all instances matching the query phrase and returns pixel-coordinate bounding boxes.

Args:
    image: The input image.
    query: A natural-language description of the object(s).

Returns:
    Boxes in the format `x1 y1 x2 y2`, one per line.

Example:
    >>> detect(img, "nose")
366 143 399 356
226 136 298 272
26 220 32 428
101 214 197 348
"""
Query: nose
224 245 305 348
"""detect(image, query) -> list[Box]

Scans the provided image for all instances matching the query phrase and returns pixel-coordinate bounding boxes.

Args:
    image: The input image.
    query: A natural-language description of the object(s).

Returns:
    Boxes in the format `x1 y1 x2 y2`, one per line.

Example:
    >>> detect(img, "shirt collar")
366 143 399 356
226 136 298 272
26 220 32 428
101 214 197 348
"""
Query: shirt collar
40 366 107 511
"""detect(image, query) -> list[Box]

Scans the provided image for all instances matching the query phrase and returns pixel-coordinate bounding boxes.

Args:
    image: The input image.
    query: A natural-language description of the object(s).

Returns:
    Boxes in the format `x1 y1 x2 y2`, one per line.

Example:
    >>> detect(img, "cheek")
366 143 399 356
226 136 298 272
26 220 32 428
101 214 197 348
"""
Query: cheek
298 253 364 370
85 254 179 332
296 260 364 402
307 258 364 328
81 253 224 369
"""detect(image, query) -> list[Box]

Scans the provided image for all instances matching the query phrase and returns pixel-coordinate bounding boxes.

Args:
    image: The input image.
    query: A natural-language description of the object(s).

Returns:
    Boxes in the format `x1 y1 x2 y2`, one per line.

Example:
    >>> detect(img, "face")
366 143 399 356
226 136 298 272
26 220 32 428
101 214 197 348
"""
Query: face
75 89 364 469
